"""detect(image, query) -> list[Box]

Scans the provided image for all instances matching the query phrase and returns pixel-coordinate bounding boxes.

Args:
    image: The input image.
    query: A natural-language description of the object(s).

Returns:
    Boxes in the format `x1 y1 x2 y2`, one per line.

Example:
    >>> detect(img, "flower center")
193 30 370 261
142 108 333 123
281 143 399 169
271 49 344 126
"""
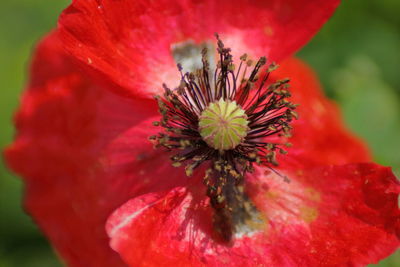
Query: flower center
199 98 249 152
150 34 298 242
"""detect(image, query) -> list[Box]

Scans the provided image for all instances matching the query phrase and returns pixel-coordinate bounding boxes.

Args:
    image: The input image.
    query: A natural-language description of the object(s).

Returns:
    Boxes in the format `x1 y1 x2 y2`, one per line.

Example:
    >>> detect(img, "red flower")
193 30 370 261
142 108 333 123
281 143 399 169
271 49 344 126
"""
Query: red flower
4 0 400 266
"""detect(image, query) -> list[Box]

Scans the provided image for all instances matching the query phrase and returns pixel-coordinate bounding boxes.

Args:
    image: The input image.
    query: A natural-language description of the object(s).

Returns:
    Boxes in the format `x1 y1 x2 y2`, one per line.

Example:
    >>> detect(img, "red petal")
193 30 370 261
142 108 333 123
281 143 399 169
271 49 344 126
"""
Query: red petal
271 58 372 166
4 33 187 266
107 163 399 266
58 0 339 98
4 34 375 265
5 32 375 266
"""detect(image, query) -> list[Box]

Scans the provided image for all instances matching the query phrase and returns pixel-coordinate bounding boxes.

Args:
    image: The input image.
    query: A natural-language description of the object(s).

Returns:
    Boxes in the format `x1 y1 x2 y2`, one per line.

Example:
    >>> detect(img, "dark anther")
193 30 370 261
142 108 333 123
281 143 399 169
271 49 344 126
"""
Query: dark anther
150 35 297 242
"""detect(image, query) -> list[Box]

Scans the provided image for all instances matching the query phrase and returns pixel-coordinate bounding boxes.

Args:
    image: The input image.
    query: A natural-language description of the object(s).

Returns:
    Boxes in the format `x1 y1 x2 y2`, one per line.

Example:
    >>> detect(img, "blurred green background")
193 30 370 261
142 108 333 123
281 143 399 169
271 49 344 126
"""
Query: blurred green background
0 0 398 266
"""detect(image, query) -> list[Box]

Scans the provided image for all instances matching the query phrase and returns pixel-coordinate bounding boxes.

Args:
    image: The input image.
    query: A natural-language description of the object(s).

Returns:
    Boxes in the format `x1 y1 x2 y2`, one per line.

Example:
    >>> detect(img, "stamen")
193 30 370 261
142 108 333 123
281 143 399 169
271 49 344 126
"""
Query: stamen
150 34 298 242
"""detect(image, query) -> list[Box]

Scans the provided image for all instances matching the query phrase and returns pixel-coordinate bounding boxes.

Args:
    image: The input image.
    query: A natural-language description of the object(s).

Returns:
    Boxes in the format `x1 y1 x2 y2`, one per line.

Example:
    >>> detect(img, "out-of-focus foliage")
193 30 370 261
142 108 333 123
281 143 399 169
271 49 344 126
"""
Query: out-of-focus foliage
299 0 400 178
0 0 398 266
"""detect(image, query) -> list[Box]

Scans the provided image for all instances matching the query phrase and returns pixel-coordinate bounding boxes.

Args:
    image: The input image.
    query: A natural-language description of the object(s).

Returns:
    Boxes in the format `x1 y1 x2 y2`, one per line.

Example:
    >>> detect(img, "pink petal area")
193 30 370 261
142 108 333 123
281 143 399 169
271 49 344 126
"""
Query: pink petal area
58 0 340 98
107 163 399 267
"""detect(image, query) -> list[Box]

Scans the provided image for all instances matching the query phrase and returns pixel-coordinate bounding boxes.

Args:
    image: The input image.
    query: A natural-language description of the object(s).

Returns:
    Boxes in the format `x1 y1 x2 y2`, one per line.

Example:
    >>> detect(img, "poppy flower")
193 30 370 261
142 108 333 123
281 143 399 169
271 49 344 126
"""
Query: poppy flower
4 0 400 266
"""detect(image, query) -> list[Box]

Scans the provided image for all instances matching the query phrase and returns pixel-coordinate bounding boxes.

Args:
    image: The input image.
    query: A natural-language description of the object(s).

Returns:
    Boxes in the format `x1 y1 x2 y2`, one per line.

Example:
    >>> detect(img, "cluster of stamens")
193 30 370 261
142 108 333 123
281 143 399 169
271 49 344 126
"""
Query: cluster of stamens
150 35 298 242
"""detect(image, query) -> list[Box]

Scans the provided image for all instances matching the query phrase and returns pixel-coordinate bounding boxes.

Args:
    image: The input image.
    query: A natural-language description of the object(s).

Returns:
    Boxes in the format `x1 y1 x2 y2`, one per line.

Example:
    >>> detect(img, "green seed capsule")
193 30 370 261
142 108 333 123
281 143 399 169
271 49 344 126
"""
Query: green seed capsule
199 98 249 152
